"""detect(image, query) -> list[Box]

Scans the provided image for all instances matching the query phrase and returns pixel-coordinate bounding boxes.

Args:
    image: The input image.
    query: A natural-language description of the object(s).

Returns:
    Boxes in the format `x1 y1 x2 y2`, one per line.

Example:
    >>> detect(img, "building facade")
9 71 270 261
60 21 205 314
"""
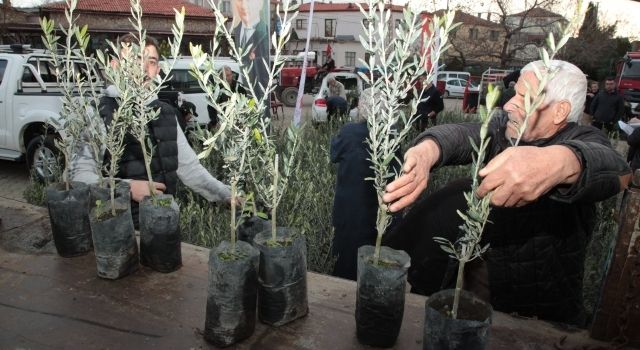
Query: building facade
287 2 405 68
436 10 505 72
506 7 565 66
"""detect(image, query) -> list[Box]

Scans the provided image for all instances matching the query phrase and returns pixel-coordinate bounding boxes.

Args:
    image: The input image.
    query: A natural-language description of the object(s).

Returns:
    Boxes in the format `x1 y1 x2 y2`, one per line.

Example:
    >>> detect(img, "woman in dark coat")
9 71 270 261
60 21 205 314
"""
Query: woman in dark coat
330 89 399 280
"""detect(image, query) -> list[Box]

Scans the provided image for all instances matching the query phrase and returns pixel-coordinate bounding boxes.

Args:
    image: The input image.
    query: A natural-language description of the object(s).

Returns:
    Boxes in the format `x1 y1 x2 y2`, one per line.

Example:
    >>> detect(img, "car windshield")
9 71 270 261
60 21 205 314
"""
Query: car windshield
337 76 359 90
622 60 640 78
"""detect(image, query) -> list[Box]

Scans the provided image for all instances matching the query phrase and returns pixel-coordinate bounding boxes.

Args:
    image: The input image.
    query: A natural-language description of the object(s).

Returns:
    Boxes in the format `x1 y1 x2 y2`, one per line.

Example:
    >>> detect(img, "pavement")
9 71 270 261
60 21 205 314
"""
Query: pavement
0 160 30 203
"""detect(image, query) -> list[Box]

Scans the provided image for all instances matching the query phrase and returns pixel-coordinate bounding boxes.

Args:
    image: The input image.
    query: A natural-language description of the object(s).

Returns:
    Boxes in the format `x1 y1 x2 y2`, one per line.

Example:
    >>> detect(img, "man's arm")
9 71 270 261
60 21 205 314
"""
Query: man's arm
552 138 631 203
383 122 483 211
477 130 631 206
175 124 231 203
617 95 626 121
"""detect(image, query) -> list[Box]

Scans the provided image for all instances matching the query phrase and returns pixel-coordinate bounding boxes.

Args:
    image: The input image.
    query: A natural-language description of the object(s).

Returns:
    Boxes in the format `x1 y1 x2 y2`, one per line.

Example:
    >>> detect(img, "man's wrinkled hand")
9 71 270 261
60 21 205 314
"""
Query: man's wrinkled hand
383 140 440 212
130 180 166 203
477 145 580 207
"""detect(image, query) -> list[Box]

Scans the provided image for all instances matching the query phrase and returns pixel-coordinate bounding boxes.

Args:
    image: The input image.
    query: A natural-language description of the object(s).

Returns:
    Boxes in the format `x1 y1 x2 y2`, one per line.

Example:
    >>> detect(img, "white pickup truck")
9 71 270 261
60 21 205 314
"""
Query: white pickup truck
0 45 98 181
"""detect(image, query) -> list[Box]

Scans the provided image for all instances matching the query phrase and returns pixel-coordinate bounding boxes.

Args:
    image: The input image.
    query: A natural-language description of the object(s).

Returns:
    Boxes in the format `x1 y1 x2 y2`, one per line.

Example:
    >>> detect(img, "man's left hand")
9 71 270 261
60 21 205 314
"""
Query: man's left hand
477 145 581 207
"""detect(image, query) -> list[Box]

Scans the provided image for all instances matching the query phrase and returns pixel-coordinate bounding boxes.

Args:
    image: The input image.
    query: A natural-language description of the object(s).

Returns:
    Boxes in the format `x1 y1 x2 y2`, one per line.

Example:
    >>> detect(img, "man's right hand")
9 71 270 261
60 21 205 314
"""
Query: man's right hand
383 139 440 212
130 180 166 202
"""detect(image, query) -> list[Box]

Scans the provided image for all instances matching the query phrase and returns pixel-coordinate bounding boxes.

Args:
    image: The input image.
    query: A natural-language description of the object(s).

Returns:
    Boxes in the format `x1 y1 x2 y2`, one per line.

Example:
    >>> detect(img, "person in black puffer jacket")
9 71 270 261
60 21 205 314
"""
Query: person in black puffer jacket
71 35 232 225
590 77 625 133
382 60 631 326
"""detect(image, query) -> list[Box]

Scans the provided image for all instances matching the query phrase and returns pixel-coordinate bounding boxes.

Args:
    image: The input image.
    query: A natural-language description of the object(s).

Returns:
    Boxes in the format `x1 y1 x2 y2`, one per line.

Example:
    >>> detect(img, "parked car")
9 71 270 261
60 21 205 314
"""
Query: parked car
161 57 240 126
0 44 103 181
444 78 479 98
311 72 363 123
437 71 471 83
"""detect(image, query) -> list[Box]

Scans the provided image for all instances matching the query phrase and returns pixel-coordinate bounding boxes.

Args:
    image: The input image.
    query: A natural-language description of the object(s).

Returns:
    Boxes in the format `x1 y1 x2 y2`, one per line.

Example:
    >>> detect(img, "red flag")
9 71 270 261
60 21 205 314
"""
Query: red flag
326 43 333 59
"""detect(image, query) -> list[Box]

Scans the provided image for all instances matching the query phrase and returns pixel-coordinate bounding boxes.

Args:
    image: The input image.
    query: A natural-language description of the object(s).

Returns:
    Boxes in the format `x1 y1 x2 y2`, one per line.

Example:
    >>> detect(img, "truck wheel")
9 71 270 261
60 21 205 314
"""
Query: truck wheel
281 87 298 107
26 135 62 183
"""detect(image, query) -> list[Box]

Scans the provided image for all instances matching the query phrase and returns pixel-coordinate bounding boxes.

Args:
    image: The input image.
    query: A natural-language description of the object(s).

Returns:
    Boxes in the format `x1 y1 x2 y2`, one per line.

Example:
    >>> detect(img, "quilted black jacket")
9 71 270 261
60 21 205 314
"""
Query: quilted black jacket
415 111 630 324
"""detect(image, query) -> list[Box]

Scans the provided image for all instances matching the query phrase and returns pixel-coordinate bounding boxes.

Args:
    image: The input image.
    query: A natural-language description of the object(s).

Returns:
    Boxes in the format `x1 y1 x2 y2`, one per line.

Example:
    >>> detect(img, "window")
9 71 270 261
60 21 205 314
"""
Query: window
168 69 203 92
221 0 230 13
296 19 307 30
0 60 7 85
490 30 499 41
325 19 337 37
345 51 356 67
468 28 479 39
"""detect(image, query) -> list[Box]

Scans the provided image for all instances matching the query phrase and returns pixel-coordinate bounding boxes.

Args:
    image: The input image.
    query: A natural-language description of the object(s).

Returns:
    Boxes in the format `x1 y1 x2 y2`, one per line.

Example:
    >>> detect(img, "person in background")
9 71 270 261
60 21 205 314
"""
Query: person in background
591 77 625 134
414 77 444 131
330 88 399 280
326 76 348 121
207 66 245 130
499 81 516 109
581 81 599 126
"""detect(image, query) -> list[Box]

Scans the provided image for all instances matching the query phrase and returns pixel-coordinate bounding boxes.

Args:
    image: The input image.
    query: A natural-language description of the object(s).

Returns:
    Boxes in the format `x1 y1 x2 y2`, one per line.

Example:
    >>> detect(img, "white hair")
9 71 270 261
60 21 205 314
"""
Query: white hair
521 60 586 123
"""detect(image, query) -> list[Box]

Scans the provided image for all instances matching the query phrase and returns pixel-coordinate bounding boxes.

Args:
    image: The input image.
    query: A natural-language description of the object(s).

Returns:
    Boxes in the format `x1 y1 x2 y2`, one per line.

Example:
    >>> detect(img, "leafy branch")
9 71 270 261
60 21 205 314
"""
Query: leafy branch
358 0 457 264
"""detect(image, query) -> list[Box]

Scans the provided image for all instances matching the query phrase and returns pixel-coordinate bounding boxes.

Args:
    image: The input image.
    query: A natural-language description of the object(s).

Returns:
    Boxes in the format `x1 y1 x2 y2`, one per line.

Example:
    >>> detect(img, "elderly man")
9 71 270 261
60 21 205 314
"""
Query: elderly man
382 60 631 325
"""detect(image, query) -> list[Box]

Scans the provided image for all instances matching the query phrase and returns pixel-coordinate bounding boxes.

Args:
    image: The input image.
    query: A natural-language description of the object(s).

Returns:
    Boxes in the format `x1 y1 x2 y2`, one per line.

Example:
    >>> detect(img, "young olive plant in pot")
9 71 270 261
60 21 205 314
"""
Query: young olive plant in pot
85 0 184 279
354 2 456 347
124 3 185 273
224 0 306 328
40 1 97 257
190 0 300 343
426 3 587 349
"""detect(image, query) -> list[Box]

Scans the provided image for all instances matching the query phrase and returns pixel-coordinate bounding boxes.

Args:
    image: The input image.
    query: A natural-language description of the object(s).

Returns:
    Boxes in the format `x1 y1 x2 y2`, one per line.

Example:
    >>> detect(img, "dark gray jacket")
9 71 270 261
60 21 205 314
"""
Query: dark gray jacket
590 90 625 124
414 111 630 324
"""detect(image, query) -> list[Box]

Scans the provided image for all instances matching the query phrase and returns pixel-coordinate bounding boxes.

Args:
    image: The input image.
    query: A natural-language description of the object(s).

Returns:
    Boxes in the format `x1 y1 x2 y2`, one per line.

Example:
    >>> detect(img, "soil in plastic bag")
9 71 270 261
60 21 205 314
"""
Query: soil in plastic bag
89 182 139 279
139 194 181 273
253 227 308 326
423 288 492 350
46 181 92 257
356 245 411 348
204 240 260 347
237 216 270 244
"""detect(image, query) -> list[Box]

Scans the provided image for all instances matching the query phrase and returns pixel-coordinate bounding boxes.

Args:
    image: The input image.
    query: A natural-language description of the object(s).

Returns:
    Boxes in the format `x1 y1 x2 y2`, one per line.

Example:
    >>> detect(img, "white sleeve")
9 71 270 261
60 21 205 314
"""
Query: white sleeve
176 125 231 203
69 140 101 185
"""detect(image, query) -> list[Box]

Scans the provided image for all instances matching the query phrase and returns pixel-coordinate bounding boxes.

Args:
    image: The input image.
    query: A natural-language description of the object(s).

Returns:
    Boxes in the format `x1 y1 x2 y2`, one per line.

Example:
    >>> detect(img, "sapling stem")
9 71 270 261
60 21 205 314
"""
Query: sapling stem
271 154 279 243
109 177 116 216
373 203 387 265
230 181 237 251
452 259 466 319
138 136 156 201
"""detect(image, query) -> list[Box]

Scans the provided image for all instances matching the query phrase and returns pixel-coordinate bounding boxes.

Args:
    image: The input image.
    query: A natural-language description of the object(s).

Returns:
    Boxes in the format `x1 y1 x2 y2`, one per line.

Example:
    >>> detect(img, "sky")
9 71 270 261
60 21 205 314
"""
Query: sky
9 0 640 39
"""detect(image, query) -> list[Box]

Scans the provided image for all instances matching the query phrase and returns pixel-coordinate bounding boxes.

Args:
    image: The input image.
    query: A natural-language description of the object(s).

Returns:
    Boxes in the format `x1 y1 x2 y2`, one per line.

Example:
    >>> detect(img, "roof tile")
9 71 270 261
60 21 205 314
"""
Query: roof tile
45 0 213 18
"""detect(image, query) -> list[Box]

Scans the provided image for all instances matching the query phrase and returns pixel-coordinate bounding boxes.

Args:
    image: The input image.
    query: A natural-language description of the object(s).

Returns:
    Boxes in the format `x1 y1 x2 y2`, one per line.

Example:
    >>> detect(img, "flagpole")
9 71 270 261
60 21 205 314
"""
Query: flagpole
293 0 316 127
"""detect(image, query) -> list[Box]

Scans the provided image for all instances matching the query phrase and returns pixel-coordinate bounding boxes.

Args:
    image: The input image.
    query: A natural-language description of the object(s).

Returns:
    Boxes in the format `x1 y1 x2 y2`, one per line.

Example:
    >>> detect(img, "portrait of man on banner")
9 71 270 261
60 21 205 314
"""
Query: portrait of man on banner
232 0 270 102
